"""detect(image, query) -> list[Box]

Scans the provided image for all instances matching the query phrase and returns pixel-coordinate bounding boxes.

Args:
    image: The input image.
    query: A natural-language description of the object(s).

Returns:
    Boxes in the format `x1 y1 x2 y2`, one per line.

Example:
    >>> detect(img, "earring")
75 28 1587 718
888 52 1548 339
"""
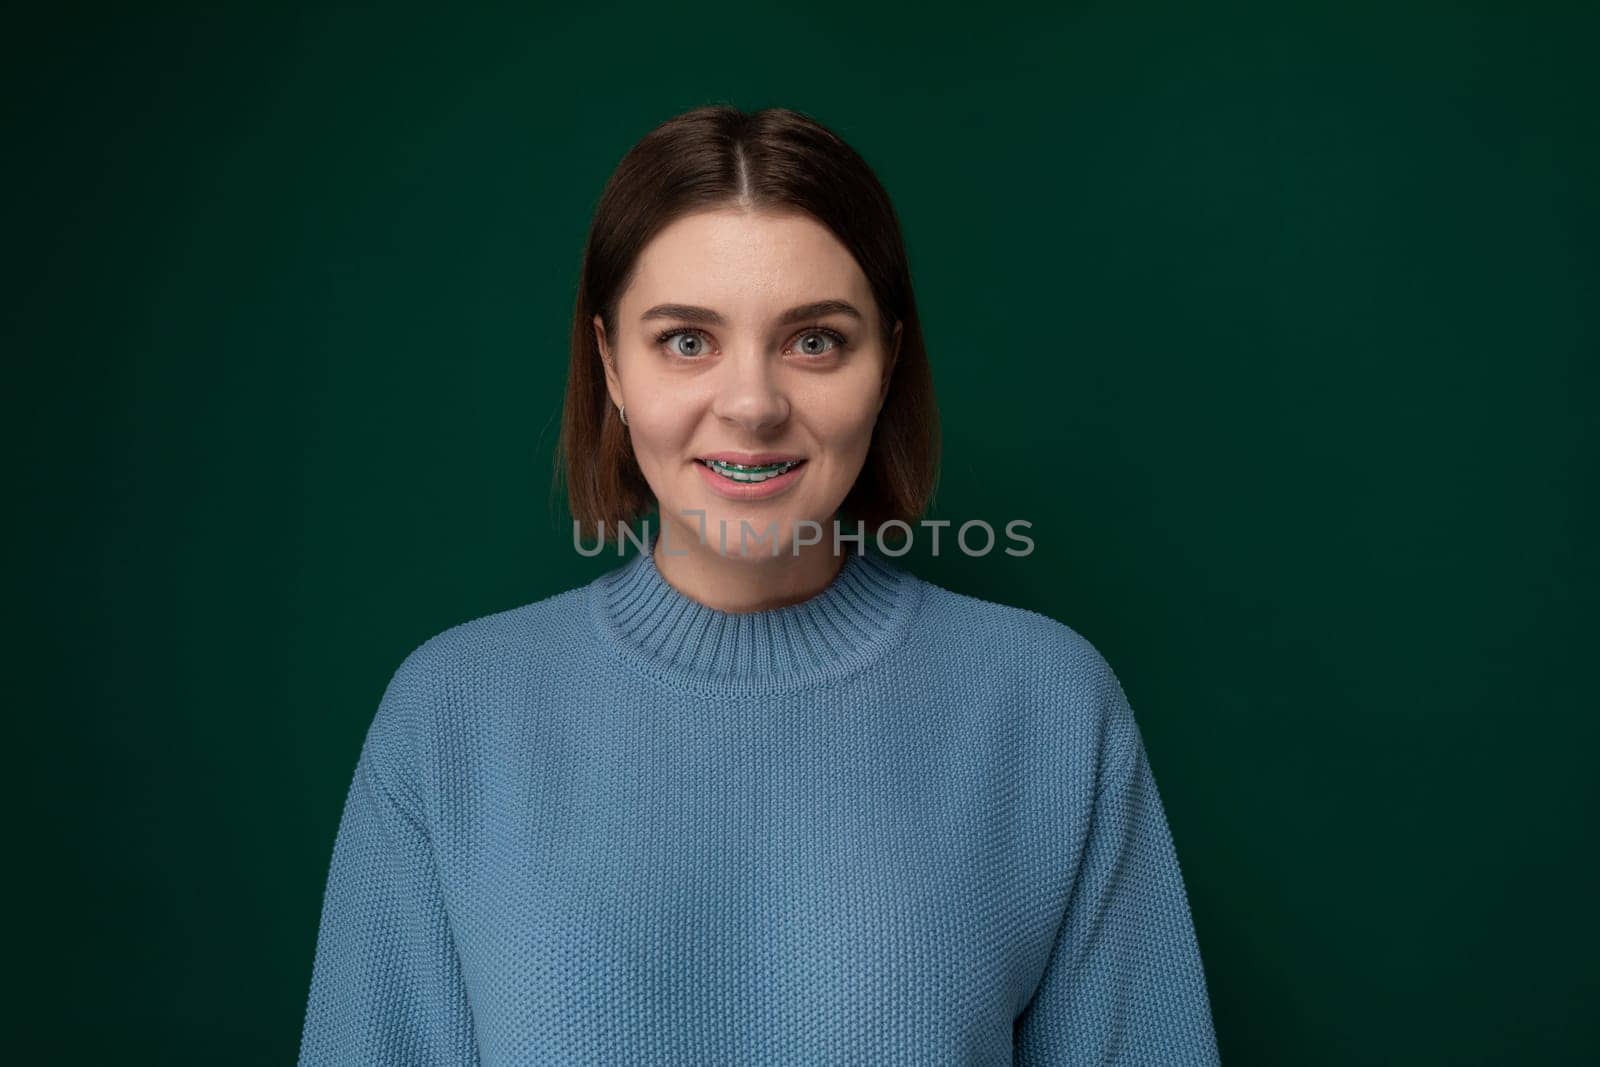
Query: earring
618 404 628 426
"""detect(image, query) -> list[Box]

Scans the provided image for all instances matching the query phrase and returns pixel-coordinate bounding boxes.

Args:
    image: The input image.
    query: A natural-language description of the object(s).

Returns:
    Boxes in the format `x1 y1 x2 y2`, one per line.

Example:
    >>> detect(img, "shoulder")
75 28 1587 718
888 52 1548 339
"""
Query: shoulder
350 579 597 823
362 581 593 760
912 574 1124 691
415 582 591 673
908 572 1137 740
908 572 1150 821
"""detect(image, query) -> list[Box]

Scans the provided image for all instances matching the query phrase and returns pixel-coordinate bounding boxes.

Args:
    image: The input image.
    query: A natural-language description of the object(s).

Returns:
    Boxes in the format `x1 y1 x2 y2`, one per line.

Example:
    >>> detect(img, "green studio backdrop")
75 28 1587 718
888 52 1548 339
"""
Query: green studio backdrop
9 2 1596 1064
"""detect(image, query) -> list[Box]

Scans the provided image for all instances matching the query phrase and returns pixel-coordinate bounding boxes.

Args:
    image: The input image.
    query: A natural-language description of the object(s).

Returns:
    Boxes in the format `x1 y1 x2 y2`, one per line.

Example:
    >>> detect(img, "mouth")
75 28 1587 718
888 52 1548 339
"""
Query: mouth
696 456 807 484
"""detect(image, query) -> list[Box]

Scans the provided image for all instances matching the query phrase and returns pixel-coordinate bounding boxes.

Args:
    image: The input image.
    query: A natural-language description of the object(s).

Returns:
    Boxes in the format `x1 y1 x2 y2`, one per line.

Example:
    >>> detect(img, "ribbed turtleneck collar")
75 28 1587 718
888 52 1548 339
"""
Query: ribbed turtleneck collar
588 532 922 694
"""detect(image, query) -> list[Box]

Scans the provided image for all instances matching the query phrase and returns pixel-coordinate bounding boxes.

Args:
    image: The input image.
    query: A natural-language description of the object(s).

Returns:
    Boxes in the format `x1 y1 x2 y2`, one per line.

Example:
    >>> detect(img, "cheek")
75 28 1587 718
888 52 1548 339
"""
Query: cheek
625 383 704 453
797 362 887 447
812 393 883 455
633 418 693 462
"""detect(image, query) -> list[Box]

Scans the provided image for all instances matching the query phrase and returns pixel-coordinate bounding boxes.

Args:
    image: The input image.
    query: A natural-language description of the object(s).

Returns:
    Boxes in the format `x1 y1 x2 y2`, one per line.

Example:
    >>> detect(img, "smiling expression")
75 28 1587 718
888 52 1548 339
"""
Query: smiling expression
595 207 900 559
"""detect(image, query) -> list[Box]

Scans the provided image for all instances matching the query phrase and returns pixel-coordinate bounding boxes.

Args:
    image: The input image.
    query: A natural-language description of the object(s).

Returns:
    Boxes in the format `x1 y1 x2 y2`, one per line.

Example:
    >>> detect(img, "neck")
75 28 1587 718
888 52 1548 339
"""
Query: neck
651 518 850 614
589 524 920 693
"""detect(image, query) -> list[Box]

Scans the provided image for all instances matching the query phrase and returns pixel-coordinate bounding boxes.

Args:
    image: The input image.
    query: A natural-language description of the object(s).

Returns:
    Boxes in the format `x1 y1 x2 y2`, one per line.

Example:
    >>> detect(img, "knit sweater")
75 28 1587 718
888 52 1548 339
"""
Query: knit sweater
298 535 1221 1065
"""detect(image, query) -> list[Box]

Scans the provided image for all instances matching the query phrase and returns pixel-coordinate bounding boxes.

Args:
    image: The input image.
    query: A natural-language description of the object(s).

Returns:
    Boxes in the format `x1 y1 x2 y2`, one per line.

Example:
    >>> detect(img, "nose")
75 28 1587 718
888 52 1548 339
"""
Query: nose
710 347 790 432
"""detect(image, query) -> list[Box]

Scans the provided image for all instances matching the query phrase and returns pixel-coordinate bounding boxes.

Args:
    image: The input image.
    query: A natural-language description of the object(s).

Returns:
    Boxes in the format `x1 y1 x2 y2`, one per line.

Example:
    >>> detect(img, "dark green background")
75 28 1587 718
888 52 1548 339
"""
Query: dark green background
10 2 1596 1063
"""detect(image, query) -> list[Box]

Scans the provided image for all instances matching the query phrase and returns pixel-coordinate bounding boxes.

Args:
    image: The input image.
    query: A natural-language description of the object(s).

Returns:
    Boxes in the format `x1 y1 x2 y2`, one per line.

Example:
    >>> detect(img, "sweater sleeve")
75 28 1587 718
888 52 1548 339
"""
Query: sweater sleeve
298 650 479 1066
1014 663 1221 1065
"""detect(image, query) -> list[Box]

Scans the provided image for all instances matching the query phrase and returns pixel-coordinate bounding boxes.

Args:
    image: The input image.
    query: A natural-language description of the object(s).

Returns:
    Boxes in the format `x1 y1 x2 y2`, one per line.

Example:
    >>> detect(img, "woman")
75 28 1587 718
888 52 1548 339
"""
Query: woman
299 105 1221 1065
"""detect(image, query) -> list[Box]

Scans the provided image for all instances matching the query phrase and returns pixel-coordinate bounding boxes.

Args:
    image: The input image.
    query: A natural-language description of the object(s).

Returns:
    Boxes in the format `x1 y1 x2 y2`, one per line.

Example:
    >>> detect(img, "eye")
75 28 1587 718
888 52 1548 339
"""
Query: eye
653 325 850 361
791 327 848 358
655 328 712 359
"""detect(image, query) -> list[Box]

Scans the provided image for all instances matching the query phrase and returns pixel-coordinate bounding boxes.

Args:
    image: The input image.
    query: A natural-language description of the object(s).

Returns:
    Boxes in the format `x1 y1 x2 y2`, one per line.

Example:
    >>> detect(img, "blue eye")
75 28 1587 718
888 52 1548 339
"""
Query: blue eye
652 325 850 360
656 329 710 358
793 328 847 357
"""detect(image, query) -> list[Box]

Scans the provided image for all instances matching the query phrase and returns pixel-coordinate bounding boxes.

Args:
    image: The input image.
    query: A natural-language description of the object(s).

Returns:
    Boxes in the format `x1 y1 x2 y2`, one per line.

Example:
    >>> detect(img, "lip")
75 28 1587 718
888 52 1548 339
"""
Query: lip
695 456 808 500
698 451 806 465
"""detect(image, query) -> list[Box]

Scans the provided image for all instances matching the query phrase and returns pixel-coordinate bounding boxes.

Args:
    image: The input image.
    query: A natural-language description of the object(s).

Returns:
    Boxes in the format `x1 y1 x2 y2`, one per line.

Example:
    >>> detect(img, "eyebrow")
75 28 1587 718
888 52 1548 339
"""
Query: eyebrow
638 299 864 328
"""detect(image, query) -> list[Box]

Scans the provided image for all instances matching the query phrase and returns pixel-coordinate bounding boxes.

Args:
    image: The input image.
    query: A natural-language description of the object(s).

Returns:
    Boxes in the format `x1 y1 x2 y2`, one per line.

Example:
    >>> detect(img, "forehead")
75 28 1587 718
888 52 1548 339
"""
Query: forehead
623 208 873 314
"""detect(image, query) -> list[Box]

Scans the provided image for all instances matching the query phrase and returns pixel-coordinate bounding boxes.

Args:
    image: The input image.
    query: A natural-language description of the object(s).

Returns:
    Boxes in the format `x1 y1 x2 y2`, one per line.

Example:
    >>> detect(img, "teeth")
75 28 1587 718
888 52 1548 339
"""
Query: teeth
704 459 800 483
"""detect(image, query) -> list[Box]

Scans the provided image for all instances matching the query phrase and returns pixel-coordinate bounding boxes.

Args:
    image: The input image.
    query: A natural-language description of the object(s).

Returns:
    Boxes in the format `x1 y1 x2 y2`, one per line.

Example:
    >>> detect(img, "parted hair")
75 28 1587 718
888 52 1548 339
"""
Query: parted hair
556 104 940 544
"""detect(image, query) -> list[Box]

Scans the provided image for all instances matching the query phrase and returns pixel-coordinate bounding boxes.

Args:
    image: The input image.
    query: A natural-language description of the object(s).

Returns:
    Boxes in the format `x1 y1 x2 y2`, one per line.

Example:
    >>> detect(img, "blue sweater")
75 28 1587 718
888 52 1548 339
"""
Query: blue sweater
299 536 1220 1065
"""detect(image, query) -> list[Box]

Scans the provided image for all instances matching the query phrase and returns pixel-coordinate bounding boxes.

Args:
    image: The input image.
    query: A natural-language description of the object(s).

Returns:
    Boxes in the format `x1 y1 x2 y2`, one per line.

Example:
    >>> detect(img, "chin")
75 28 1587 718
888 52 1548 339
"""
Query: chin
672 506 818 558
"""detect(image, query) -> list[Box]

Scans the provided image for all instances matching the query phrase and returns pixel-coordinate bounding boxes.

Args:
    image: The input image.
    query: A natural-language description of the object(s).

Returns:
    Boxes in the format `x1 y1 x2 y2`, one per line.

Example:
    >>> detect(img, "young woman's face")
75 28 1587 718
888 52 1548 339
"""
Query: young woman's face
596 207 900 558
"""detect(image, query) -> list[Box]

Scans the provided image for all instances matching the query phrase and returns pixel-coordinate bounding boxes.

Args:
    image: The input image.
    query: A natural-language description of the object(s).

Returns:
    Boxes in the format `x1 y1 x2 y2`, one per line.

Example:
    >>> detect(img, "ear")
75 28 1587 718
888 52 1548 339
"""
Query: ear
878 319 903 411
594 313 625 411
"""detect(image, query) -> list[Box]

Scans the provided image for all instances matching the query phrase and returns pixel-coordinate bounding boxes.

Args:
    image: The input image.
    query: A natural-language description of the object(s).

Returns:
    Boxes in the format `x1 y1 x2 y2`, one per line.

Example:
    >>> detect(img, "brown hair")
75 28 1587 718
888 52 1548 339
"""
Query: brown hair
555 104 940 544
